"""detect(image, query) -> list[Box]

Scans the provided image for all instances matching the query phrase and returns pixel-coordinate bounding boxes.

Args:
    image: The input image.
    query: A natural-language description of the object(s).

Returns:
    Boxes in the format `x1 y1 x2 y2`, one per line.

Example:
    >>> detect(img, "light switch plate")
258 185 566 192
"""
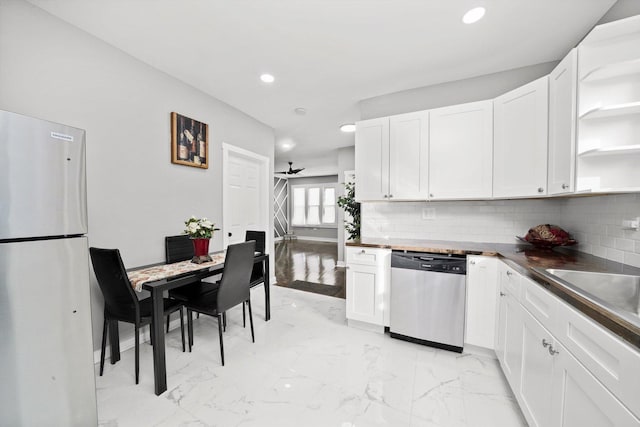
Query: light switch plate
422 208 436 220
622 217 640 230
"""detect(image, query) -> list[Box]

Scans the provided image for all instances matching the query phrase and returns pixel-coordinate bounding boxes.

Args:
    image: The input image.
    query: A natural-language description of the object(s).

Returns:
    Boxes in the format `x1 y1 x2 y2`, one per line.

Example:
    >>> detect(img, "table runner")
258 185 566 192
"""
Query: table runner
128 253 226 292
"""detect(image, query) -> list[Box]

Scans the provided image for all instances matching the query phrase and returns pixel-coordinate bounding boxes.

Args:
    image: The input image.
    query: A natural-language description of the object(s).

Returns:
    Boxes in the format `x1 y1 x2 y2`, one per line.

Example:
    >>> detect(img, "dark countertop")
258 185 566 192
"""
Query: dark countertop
347 238 640 349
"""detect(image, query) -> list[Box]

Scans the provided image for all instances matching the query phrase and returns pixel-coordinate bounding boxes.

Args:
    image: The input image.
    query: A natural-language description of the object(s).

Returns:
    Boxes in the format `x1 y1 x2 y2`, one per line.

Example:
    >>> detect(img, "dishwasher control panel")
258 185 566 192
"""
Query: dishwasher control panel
391 251 467 275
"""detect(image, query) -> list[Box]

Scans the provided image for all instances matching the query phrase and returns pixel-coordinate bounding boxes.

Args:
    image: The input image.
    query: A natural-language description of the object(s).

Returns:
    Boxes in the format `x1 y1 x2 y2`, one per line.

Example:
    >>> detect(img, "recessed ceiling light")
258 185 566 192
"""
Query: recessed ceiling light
462 7 485 24
260 73 275 83
294 107 307 115
340 124 356 133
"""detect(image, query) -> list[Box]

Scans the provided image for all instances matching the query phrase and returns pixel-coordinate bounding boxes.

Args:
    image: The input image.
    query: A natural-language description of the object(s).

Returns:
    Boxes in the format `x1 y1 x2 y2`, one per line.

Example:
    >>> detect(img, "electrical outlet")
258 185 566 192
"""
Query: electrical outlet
622 217 640 230
422 208 436 220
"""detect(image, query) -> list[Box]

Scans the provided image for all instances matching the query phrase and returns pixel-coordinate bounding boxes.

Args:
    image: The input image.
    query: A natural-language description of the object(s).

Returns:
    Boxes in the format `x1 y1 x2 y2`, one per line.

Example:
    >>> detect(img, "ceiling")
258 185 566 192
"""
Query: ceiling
28 0 616 162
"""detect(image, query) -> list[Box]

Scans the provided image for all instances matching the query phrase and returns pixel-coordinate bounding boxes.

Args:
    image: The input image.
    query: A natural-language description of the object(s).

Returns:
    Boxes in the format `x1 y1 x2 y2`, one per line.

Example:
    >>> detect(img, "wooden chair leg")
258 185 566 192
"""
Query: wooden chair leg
247 299 255 343
134 324 140 384
166 313 171 333
217 314 225 366
222 312 227 332
243 303 246 328
99 316 108 376
179 307 185 353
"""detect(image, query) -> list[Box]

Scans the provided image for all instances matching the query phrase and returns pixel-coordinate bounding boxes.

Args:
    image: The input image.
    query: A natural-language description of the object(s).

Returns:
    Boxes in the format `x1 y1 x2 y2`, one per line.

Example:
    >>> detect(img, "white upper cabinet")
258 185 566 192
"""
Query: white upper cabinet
355 112 428 201
548 49 577 195
355 117 389 201
493 76 549 198
389 111 429 200
429 100 493 199
576 15 640 193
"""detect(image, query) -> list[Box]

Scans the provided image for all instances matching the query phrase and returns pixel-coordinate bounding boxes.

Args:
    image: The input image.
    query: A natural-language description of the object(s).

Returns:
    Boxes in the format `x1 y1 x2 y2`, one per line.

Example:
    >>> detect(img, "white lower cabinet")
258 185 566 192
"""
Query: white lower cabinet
465 256 498 349
495 261 640 426
552 340 639 427
519 308 555 427
495 263 524 387
345 246 391 331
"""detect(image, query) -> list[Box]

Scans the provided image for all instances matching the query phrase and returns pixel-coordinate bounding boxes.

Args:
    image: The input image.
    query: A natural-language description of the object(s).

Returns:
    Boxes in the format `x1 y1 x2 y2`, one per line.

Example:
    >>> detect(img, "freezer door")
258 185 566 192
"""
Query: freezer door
0 110 87 239
0 237 97 426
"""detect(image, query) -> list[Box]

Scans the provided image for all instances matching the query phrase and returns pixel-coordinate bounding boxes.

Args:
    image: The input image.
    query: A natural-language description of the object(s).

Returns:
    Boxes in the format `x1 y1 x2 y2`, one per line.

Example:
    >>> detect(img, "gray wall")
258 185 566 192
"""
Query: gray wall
0 0 275 352
359 62 558 120
598 0 640 24
288 175 339 241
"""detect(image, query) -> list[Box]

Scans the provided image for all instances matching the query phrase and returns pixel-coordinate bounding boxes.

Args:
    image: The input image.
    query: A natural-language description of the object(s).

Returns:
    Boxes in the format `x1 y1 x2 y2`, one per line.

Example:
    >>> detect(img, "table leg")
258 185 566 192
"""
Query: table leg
109 319 120 364
264 256 270 321
151 287 167 395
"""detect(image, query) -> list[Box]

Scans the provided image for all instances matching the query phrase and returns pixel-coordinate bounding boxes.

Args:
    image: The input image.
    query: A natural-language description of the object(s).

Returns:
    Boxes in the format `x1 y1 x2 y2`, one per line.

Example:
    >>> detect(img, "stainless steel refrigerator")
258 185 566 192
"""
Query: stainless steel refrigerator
0 110 98 426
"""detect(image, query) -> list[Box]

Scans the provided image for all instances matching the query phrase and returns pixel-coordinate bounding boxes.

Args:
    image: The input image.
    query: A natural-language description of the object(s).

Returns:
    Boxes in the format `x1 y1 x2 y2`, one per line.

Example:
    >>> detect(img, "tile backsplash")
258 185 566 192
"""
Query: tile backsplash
361 194 640 268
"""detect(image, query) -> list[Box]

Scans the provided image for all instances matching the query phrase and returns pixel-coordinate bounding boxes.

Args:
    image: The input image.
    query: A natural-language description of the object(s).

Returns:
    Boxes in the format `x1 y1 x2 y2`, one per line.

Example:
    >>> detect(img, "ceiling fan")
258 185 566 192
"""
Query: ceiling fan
277 161 305 175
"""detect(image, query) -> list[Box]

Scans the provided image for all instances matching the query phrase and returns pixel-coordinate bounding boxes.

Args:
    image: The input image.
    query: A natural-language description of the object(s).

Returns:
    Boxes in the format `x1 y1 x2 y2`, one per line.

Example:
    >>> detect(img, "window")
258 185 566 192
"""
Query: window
291 184 337 227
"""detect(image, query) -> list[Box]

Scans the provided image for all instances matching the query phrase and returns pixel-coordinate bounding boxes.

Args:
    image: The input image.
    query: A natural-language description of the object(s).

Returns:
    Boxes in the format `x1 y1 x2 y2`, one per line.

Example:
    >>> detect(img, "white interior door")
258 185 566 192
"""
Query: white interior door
223 145 268 248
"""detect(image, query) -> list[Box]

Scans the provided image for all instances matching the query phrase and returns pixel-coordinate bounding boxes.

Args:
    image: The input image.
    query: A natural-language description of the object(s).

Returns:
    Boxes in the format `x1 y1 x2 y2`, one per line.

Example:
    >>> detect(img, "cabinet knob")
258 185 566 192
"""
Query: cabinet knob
360 249 366 254
561 184 569 189
470 260 476 265
383 194 388 199
542 339 551 348
537 187 544 193
499 292 506 297
429 193 434 198
548 345 559 356
506 271 513 277
388 194 393 198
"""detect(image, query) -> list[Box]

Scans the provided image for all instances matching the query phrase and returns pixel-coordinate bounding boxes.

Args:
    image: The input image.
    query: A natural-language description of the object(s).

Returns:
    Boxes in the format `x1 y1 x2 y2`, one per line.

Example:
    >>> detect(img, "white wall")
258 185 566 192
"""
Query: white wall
362 199 564 244
361 194 640 268
562 194 640 267
0 0 275 350
359 62 558 120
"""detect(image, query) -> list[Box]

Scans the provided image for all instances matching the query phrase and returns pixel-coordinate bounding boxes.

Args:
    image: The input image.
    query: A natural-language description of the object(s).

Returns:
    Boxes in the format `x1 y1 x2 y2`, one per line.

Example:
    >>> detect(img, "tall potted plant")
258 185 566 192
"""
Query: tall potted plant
337 181 361 242
184 216 220 263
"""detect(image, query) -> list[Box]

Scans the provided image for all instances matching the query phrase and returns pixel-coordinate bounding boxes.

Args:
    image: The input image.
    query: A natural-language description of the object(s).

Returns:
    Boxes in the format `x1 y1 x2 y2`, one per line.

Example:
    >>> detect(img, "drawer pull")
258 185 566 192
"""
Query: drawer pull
360 249 366 254
506 271 513 277
542 339 551 348
499 292 506 297
548 345 559 356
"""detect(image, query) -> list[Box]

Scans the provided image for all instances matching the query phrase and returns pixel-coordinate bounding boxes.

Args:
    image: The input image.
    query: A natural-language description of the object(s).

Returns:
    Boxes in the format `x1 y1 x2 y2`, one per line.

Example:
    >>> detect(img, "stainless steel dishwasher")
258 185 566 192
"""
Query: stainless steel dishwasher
390 251 467 353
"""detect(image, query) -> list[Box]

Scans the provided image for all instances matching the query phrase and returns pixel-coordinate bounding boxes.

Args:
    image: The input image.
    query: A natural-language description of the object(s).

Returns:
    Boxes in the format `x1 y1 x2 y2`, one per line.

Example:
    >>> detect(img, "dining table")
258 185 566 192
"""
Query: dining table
119 250 270 395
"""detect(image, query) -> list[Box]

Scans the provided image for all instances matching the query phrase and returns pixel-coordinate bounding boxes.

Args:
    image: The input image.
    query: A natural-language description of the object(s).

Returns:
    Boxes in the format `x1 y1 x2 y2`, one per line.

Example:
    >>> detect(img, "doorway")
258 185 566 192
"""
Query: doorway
222 143 270 255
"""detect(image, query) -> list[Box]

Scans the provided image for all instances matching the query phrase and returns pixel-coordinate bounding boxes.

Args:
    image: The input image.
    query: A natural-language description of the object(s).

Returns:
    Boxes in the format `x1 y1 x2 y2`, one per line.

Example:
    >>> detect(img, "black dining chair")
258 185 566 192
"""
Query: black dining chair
89 247 186 384
244 230 266 324
164 235 209 331
183 240 256 366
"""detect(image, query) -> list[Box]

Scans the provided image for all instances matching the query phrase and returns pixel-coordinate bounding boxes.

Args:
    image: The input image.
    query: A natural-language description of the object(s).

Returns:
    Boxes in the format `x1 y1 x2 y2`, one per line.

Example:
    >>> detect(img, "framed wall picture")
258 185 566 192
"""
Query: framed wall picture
171 112 209 169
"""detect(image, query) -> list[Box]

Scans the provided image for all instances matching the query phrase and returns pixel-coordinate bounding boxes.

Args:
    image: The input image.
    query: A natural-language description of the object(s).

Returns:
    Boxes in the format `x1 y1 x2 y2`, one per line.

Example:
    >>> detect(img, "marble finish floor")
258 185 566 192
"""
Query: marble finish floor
96 286 526 427
275 239 346 298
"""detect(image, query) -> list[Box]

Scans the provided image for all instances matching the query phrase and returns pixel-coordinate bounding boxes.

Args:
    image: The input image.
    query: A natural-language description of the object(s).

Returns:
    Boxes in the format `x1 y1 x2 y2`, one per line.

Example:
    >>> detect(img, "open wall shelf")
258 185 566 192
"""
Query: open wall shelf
581 58 640 82
578 144 640 157
579 101 640 120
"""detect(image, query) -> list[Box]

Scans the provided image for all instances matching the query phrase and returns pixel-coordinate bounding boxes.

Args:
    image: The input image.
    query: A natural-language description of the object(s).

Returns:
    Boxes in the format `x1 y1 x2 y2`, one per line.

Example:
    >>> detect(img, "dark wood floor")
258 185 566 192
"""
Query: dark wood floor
274 239 346 298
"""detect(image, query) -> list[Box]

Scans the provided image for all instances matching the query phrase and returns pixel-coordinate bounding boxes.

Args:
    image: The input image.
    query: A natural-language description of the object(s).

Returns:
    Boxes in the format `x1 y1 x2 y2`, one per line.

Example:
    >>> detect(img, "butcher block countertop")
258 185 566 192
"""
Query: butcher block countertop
347 238 640 349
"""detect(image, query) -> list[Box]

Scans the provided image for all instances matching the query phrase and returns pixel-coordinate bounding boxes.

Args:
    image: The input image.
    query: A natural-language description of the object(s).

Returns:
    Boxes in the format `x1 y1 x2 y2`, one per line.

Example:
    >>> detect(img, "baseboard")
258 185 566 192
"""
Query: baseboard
295 237 338 243
347 319 385 334
462 343 498 359
92 317 184 364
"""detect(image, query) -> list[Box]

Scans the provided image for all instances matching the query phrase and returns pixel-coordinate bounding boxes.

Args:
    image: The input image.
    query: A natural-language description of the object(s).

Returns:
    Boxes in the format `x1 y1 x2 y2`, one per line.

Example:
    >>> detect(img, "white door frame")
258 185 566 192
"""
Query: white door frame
221 143 270 250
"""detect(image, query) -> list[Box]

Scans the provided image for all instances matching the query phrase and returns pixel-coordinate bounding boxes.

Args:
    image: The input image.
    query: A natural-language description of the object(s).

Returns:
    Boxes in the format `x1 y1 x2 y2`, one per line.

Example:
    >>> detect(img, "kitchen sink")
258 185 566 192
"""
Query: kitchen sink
534 268 640 323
